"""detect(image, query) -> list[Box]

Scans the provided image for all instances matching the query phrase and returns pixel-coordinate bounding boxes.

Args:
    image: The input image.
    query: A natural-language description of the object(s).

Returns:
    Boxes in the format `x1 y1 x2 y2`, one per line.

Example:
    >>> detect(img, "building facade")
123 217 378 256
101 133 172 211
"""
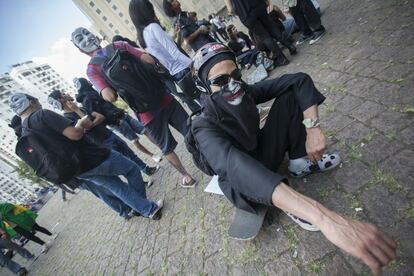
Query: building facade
72 0 137 42
10 61 76 108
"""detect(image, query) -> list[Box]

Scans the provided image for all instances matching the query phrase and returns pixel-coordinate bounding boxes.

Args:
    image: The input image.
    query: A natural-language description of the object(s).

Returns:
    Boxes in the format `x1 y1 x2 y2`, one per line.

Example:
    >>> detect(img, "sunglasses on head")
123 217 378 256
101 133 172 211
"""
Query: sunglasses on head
207 68 242 87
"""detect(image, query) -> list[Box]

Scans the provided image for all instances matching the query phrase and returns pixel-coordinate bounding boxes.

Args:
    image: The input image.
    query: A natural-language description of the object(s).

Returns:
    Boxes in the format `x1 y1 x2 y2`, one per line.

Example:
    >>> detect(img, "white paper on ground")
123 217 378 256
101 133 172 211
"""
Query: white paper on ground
204 175 224 196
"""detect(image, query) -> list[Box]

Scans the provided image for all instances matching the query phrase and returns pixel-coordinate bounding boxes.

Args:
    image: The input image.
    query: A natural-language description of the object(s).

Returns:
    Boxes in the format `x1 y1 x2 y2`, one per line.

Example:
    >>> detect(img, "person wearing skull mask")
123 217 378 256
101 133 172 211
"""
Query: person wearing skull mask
191 43 396 274
71 27 196 188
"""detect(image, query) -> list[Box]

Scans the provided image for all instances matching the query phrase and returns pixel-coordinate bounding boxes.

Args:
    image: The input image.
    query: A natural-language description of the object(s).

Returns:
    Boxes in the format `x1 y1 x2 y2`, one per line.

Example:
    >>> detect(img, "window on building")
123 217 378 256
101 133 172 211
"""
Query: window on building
124 19 129 24
103 16 107 21
106 0 111 3
109 23 114 28
118 12 123 17
112 5 117 10
89 1 94 7
22 72 32 77
96 8 101 14
115 29 120 34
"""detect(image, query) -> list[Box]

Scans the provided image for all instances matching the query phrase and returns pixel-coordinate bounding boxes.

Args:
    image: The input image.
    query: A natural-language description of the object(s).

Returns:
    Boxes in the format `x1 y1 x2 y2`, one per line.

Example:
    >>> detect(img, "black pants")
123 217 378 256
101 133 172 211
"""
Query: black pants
290 0 324 36
14 223 52 246
242 6 291 56
253 92 307 173
217 28 229 41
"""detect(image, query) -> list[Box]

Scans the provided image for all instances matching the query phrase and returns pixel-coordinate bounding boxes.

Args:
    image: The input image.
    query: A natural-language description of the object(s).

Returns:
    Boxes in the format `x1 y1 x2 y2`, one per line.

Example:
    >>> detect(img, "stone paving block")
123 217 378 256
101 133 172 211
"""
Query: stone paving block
369 109 411 133
350 100 387 122
263 252 301 275
342 77 378 97
304 253 356 276
164 254 183 275
332 161 372 193
398 126 414 145
379 149 414 192
375 63 414 82
335 120 372 144
360 133 404 165
323 113 355 133
335 94 365 113
361 186 409 228
295 230 337 264
204 254 229 275
255 224 290 262
204 226 225 259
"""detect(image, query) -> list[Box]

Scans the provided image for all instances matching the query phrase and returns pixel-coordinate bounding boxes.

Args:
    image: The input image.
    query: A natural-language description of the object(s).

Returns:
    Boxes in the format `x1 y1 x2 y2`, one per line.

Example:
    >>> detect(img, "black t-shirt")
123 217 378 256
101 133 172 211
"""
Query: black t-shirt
25 109 110 173
174 12 214 51
231 0 266 22
63 109 112 145
228 40 244 55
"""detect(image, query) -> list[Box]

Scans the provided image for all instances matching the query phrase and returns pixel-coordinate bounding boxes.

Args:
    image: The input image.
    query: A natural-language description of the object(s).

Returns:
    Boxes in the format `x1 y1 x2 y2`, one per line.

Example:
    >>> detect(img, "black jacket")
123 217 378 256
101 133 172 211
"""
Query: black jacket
192 73 325 213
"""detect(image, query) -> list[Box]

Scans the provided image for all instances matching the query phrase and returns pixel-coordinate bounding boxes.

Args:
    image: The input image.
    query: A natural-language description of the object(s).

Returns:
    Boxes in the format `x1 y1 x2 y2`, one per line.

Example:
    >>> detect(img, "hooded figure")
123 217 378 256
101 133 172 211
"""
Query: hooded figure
191 43 339 213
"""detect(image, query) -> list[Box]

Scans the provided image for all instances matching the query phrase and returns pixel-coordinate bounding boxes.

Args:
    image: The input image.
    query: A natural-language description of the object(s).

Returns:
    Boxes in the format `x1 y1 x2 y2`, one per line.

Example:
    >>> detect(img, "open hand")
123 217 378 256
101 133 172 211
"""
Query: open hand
320 216 396 275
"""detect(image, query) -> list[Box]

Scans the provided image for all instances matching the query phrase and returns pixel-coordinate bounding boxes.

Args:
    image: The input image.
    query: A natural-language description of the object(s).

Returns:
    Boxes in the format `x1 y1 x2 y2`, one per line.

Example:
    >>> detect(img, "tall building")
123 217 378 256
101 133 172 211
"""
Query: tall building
0 73 26 123
72 0 137 42
0 157 38 204
10 61 76 107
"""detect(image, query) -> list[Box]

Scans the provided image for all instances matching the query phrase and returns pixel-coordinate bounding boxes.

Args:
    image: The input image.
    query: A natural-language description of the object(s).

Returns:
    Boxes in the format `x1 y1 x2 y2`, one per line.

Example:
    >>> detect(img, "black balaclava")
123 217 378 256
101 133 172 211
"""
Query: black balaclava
201 54 259 151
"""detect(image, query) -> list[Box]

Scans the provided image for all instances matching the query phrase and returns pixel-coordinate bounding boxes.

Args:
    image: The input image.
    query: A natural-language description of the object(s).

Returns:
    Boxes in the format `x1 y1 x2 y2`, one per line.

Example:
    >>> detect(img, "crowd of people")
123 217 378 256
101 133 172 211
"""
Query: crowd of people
2 0 397 275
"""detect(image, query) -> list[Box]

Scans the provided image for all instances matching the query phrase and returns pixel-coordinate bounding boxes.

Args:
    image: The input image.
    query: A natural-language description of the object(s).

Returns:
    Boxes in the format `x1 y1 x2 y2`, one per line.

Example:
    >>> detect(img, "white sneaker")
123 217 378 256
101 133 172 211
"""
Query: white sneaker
289 153 341 178
285 212 319 231
151 155 163 163
149 200 164 220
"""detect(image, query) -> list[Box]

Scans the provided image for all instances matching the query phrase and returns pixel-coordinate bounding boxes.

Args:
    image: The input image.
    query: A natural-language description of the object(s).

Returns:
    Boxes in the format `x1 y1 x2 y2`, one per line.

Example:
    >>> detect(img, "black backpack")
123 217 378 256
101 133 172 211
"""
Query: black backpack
15 119 82 185
184 111 215 176
89 44 164 113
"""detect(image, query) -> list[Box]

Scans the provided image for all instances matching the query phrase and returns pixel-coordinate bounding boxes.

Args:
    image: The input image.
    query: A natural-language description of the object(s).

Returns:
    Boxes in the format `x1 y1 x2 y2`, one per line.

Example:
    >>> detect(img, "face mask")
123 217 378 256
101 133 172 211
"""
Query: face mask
208 83 259 151
72 27 100 53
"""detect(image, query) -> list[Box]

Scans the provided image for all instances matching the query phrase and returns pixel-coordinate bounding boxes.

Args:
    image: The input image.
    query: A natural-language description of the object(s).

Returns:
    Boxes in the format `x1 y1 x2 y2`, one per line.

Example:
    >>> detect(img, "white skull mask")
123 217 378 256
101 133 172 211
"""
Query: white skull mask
71 27 100 53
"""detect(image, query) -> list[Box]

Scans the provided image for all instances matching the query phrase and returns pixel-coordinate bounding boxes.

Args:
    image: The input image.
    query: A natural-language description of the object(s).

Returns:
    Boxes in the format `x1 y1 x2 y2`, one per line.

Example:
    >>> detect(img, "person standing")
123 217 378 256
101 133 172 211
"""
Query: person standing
0 238 34 275
0 202 52 253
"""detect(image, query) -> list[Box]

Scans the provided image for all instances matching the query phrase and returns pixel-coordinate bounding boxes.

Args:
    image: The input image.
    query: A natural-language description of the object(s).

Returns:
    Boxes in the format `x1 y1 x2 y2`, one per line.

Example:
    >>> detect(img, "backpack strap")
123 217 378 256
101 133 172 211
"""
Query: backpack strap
89 44 116 65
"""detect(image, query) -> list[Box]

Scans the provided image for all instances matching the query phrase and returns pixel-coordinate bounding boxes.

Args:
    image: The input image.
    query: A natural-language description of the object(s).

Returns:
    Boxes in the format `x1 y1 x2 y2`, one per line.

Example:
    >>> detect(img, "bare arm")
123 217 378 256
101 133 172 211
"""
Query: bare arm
224 0 234 15
62 125 85 141
101 87 118 102
185 27 207 44
272 183 396 275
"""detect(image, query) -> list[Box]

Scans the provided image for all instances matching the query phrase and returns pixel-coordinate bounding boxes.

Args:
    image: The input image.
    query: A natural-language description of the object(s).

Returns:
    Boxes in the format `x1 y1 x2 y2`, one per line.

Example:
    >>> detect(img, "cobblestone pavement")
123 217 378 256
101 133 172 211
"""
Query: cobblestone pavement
2 0 414 275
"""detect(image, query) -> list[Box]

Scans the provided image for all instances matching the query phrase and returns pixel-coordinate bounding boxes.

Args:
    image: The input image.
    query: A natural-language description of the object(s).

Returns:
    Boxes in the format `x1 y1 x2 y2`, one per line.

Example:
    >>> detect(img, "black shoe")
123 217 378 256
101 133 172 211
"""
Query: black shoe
149 200 164 220
287 44 297 55
274 53 290 67
17 268 28 276
296 34 313 45
309 28 326 45
144 165 160 176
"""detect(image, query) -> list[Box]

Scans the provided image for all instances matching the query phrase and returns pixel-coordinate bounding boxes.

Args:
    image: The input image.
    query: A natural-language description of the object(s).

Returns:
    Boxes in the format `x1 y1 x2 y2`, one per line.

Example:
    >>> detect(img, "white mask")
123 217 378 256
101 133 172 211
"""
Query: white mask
71 27 100 53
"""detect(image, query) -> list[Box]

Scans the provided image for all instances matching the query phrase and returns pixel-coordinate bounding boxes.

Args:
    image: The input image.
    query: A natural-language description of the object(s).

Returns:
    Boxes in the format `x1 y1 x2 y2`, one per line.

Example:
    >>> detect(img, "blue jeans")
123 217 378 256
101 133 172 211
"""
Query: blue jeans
113 114 145 141
103 133 151 174
78 151 157 217
0 239 32 274
81 180 131 218
283 17 297 37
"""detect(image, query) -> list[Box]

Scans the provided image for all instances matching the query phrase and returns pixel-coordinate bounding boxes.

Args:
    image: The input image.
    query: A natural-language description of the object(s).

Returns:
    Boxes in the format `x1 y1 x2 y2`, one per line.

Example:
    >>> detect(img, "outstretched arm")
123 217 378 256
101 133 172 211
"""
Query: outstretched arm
272 183 396 275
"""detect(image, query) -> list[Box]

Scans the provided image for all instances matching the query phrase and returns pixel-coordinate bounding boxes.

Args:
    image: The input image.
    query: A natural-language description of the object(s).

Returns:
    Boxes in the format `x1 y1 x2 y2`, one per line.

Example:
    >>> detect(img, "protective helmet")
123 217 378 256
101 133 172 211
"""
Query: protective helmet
192 42 236 94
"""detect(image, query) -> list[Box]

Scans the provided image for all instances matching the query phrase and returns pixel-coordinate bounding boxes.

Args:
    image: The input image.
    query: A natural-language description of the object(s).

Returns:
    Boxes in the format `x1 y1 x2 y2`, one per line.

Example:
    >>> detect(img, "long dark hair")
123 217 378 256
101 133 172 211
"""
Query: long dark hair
163 0 177 18
129 0 159 48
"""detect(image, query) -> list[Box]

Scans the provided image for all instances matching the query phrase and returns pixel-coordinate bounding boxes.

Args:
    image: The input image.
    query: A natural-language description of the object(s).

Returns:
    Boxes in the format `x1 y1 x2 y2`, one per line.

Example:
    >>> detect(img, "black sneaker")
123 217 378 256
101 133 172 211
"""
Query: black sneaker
149 200 164 220
144 165 160 176
287 44 297 55
296 34 313 45
274 53 290 67
309 29 326 45
17 268 28 276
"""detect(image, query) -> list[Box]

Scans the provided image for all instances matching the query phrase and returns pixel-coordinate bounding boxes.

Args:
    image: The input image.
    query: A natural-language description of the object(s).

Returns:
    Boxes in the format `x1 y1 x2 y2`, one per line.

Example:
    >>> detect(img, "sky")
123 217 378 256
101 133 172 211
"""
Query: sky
0 0 93 82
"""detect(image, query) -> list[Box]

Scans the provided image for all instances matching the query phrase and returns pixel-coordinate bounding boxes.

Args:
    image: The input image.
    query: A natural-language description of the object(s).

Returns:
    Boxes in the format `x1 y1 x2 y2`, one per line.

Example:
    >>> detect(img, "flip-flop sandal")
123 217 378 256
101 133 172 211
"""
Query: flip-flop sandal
180 177 196 188
289 153 341 178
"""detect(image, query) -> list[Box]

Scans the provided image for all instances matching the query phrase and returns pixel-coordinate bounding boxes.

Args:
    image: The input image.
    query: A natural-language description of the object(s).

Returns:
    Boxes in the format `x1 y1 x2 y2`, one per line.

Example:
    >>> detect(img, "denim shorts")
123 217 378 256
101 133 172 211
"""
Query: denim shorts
115 115 145 141
145 99 189 155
